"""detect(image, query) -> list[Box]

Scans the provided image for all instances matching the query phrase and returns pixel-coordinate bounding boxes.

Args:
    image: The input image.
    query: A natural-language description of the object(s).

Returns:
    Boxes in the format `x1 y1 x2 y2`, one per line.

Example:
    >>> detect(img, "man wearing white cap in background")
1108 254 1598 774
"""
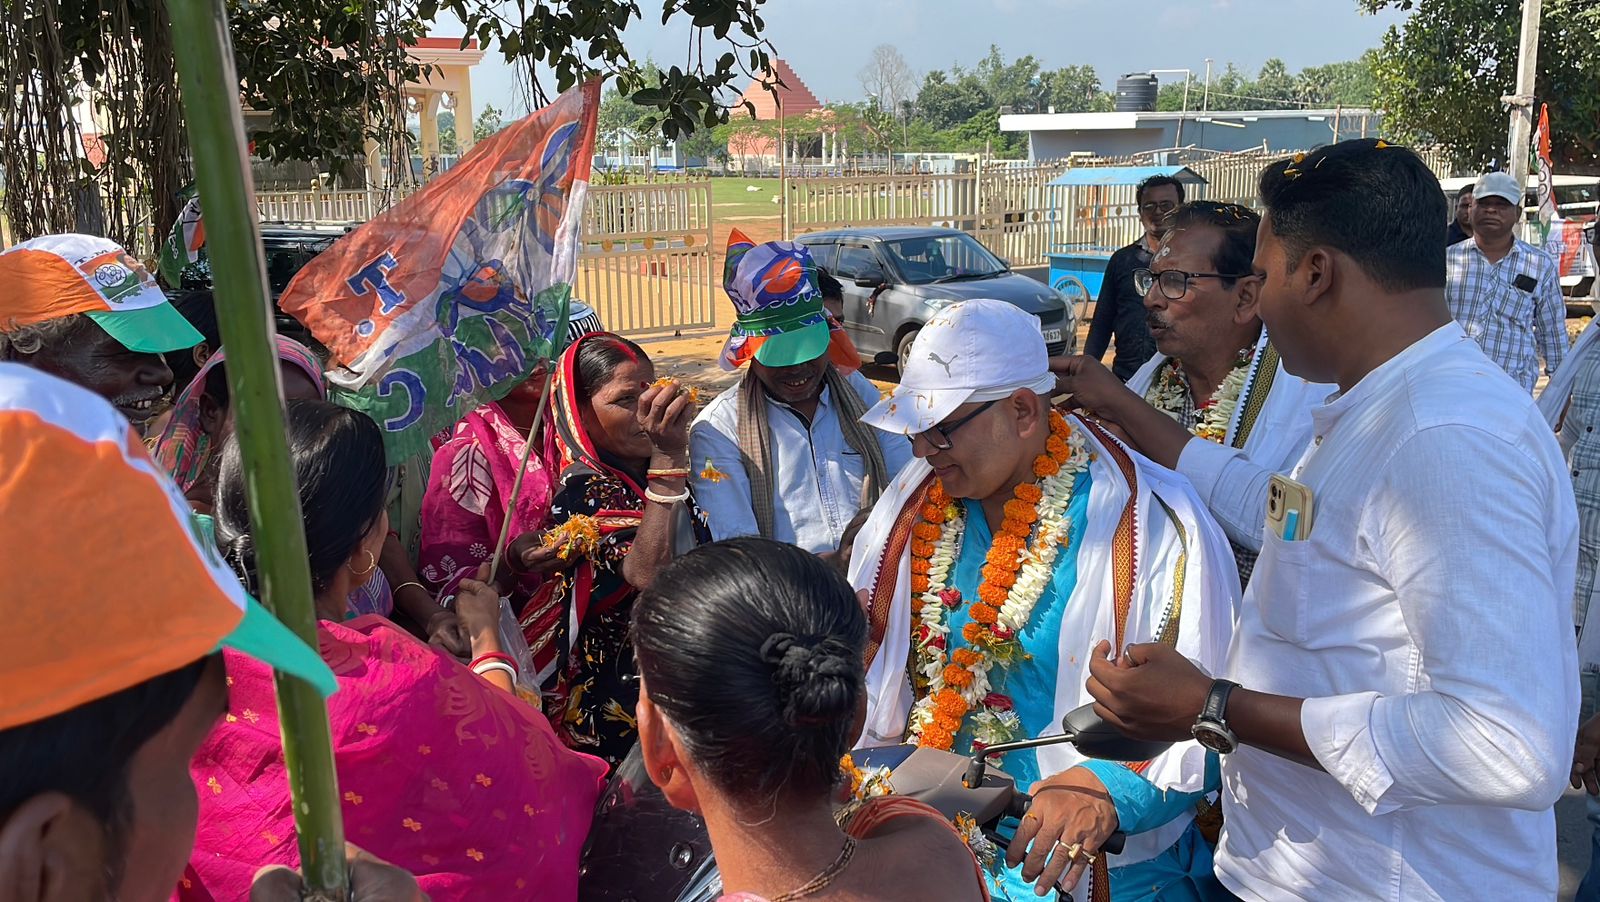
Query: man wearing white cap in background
1445 171 1567 392
847 298 1241 901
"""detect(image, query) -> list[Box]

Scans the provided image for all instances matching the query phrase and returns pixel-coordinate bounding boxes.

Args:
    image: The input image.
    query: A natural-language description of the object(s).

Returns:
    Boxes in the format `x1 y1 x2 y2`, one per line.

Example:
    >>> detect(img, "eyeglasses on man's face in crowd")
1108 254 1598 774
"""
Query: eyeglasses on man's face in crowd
1132 267 1258 301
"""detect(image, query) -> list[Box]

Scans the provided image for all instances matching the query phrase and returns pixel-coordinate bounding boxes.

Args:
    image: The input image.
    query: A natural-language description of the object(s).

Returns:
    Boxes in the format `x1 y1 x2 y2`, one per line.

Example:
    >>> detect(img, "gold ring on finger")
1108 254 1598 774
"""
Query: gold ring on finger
1055 840 1082 860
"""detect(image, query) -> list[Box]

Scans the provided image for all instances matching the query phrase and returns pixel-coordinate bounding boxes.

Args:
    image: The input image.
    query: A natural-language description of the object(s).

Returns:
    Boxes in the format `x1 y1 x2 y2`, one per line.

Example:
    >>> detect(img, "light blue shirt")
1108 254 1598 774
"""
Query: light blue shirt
944 477 1220 902
689 371 913 554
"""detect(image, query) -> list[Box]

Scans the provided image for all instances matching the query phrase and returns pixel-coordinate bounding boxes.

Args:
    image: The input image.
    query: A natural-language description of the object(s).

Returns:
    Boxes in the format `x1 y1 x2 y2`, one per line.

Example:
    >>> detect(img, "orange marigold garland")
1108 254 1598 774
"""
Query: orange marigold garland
905 411 1089 751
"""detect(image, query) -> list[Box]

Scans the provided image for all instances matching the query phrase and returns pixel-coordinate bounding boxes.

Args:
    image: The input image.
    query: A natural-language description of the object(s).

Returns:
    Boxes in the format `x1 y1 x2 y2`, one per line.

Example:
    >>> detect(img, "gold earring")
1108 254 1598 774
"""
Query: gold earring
349 549 377 577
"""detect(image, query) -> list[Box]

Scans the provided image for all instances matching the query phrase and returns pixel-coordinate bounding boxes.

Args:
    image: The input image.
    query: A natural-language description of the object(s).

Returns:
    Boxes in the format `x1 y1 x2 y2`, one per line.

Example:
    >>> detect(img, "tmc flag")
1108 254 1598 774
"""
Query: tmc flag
280 81 600 462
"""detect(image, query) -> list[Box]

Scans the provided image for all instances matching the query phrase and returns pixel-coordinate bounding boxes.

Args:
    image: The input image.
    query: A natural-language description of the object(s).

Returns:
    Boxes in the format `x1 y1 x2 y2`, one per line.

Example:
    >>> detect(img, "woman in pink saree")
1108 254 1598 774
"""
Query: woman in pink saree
180 399 606 901
417 304 606 636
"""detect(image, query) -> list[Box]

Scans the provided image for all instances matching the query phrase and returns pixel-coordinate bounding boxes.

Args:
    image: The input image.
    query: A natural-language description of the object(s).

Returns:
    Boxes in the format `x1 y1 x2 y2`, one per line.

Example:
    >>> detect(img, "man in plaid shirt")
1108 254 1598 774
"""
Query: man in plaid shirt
1446 171 1566 392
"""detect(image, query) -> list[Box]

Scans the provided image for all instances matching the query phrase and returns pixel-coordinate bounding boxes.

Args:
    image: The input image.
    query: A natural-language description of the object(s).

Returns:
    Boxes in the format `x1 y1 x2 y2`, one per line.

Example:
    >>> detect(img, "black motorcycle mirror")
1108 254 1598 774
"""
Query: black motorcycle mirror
962 702 1174 791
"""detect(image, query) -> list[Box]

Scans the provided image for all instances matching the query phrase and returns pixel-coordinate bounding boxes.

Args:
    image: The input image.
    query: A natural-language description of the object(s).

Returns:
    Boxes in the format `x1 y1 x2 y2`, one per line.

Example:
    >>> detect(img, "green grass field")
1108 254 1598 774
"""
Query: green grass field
708 177 784 219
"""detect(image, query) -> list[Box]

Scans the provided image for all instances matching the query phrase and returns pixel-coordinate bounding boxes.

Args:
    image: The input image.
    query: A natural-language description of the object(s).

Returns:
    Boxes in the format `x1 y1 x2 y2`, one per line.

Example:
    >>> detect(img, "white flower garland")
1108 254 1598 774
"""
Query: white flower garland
906 422 1092 747
1145 347 1256 444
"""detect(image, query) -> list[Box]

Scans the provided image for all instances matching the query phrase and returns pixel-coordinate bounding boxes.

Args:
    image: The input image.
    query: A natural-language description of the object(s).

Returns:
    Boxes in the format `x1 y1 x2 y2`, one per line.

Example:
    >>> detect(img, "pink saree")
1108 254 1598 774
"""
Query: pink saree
418 401 556 609
178 616 607 902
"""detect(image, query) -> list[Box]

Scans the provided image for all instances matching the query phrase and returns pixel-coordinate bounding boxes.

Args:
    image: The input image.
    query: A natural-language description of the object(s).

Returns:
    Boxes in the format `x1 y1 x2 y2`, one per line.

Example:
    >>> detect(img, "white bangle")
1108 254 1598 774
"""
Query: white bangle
644 486 690 505
472 661 518 682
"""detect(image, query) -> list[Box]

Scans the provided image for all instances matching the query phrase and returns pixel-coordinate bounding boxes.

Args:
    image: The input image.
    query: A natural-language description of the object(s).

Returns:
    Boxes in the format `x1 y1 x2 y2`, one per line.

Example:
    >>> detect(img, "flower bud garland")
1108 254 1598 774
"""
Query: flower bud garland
1145 345 1256 444
905 412 1090 751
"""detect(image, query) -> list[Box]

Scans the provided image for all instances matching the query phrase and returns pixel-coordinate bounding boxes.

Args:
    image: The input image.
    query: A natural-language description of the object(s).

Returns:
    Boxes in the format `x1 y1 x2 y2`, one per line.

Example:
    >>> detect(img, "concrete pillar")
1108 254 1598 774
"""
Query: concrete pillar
452 67 476 156
363 136 383 189
419 91 442 178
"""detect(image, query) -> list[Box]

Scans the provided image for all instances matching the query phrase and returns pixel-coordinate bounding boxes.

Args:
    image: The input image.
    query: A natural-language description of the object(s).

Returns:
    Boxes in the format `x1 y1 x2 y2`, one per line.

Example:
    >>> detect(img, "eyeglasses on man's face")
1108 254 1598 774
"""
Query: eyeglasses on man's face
1139 200 1178 216
918 399 999 452
1133 267 1257 301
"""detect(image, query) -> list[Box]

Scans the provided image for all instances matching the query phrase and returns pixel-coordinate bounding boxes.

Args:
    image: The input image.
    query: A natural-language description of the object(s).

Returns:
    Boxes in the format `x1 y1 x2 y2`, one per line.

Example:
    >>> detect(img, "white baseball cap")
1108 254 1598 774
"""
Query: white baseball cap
1473 172 1523 206
861 298 1057 437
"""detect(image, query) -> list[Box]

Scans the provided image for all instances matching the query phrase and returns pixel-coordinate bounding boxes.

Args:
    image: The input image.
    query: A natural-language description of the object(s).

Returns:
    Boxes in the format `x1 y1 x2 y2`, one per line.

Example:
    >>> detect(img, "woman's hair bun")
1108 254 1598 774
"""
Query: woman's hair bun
761 632 858 727
631 538 869 804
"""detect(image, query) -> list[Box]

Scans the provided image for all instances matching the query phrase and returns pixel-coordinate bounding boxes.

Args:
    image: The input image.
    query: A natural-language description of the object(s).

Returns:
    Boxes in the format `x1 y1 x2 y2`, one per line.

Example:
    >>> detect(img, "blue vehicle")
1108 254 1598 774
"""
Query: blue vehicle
796 227 1076 373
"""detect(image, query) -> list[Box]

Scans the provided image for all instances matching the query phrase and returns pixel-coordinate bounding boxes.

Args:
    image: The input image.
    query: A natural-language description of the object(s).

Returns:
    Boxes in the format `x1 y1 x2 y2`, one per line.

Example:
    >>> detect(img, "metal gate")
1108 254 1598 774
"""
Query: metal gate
577 182 716 336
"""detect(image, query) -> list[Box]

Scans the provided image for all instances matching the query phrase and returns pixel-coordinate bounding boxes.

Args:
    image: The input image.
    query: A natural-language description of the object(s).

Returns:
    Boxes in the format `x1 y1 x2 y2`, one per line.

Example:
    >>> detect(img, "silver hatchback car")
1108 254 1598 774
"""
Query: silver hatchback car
796 227 1076 373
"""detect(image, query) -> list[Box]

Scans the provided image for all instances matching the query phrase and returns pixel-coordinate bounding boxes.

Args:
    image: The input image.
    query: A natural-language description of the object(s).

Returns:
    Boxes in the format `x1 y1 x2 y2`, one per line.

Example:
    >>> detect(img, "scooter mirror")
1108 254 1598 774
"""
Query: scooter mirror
1060 703 1174 762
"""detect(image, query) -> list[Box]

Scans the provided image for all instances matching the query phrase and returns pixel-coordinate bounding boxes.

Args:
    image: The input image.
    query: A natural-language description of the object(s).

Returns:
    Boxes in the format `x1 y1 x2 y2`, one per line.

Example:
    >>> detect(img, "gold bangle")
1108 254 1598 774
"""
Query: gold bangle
393 581 427 596
647 467 690 478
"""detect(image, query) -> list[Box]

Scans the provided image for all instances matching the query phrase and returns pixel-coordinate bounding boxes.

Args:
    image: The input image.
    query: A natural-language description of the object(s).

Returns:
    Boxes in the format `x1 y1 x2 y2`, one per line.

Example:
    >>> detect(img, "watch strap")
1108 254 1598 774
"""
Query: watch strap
1201 679 1239 724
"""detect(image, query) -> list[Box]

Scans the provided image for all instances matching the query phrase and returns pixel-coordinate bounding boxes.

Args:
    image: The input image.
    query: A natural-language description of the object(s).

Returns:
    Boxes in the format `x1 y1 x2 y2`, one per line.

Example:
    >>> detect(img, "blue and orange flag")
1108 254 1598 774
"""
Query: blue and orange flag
281 81 600 462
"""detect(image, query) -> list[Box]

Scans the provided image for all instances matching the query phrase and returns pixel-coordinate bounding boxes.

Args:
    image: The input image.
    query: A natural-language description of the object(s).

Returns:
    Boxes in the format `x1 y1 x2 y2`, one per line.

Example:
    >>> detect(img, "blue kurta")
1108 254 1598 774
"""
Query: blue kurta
943 473 1223 901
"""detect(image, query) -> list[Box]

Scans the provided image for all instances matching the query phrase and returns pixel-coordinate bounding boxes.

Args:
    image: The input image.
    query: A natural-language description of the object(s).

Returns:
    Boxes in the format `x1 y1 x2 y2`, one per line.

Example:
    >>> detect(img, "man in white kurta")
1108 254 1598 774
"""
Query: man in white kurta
1085 139 1577 901
1058 202 1329 583
848 299 1240 901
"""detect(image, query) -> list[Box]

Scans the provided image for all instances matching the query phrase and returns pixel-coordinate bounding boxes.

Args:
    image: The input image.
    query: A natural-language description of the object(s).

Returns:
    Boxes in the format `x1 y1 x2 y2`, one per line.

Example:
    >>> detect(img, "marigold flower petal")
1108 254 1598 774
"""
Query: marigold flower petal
936 691 969 716
969 603 1000 624
943 664 975 687
921 724 955 750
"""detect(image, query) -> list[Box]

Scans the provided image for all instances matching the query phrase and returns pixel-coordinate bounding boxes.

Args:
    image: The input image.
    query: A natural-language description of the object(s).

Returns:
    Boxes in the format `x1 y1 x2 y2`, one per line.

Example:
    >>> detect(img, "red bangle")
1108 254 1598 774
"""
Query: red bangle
469 652 518 673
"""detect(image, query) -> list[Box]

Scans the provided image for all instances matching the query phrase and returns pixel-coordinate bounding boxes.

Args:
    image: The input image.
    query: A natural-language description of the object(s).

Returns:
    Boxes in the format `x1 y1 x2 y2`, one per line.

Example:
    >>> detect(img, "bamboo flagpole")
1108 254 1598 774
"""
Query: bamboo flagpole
164 0 349 897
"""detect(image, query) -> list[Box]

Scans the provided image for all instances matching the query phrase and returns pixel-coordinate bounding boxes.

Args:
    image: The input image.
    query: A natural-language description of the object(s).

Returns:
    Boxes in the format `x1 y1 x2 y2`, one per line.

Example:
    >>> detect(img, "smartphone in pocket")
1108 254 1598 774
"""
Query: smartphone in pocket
1266 475 1315 541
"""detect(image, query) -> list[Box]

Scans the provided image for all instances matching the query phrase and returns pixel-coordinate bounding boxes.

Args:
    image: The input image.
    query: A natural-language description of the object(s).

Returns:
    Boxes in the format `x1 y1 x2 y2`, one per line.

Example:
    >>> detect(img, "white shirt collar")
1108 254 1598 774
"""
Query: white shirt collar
1312 321 1467 433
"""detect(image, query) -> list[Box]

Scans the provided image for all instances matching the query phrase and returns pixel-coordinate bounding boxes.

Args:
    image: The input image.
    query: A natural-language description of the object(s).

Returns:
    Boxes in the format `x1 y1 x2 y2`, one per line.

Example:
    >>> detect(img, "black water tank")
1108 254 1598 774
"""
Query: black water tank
1115 74 1158 112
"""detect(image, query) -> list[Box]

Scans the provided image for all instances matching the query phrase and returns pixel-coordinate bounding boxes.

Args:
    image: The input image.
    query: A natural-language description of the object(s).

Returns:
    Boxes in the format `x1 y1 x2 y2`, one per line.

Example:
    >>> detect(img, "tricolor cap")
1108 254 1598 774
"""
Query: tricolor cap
0 233 203 354
861 298 1056 436
0 363 335 731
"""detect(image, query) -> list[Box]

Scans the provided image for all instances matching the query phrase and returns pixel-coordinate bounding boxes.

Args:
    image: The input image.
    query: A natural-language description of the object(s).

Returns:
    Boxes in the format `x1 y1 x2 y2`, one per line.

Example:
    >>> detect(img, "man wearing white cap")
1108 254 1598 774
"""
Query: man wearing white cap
847 298 1241 901
1445 171 1566 392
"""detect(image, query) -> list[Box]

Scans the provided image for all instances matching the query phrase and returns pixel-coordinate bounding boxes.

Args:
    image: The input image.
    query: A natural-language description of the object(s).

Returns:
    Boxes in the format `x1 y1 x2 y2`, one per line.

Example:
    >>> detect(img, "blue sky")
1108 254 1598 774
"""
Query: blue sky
439 0 1409 117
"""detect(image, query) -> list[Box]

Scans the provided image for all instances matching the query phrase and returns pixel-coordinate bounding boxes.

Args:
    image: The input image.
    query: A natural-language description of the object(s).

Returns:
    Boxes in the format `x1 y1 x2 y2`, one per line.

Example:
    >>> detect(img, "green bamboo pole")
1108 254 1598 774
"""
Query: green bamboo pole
165 0 349 897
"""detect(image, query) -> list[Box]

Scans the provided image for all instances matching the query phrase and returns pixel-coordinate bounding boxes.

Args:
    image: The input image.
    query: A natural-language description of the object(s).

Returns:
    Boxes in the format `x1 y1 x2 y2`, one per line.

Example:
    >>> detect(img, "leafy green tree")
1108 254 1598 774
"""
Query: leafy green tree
1296 53 1380 107
1041 65 1112 113
1360 0 1599 168
1 0 779 245
472 105 505 144
1251 58 1298 109
916 69 994 131
437 111 459 154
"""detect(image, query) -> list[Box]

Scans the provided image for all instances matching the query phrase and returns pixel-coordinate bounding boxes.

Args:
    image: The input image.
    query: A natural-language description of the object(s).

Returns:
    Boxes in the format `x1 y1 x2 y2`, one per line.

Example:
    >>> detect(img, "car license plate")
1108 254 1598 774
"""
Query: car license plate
1041 327 1063 344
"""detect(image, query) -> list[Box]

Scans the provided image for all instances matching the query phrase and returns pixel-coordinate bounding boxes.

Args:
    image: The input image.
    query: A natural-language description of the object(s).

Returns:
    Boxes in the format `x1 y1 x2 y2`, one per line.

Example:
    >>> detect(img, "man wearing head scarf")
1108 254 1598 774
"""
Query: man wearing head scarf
0 234 203 432
690 230 912 555
847 299 1241 901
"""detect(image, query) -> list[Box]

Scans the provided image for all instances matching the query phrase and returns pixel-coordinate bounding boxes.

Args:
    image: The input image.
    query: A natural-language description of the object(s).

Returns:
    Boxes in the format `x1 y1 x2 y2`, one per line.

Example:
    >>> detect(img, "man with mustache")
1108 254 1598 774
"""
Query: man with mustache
0 234 201 431
1051 202 1328 582
691 230 911 555
1446 171 1566 392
